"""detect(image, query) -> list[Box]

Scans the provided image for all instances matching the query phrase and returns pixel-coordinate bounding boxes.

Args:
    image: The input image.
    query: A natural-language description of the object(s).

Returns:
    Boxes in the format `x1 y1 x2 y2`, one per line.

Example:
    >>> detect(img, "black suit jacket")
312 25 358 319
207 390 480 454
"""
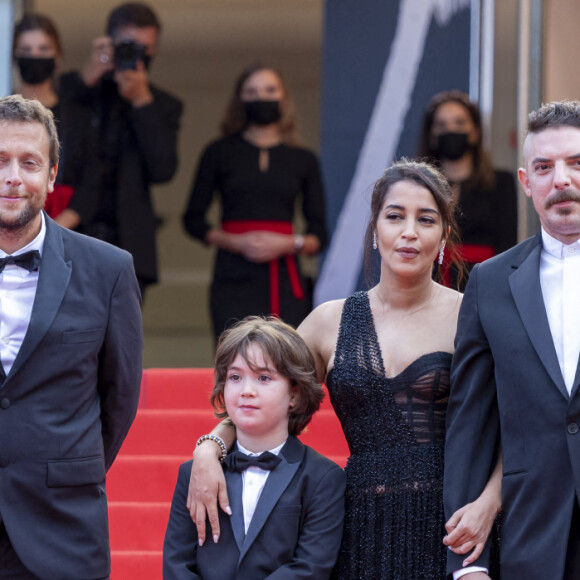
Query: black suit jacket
59 71 183 285
0 215 143 580
444 233 580 579
163 436 346 579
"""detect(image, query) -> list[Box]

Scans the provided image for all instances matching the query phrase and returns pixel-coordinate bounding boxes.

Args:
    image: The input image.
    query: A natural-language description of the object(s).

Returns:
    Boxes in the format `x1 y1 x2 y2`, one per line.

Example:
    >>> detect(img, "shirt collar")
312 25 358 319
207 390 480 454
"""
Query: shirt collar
0 212 46 258
236 439 286 457
541 227 580 259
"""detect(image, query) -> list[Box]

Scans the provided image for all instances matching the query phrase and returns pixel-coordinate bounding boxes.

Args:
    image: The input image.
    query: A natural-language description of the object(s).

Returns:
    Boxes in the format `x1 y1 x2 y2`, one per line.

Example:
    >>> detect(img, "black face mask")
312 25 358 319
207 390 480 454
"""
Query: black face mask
244 100 282 126
435 132 471 161
16 57 56 85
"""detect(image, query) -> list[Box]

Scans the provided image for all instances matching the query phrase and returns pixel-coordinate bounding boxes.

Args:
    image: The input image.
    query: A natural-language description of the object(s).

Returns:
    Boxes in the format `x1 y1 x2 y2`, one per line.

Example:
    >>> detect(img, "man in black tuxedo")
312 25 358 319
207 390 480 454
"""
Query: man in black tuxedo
444 100 580 579
0 95 142 579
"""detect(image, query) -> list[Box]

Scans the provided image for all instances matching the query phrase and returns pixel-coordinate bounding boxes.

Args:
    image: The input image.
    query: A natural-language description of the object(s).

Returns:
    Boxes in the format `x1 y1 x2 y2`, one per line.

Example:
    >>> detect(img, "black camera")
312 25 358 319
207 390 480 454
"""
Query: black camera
113 39 147 71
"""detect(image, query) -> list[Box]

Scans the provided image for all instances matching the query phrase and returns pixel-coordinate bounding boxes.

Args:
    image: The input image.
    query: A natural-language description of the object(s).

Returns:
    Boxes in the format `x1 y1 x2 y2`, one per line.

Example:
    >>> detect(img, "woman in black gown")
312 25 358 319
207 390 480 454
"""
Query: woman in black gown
188 161 502 579
417 90 518 288
183 64 327 341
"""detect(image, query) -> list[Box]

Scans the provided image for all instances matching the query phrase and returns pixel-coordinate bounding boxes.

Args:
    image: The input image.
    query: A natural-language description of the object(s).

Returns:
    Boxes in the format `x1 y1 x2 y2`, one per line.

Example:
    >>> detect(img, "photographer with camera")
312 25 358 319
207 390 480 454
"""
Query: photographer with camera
60 2 183 296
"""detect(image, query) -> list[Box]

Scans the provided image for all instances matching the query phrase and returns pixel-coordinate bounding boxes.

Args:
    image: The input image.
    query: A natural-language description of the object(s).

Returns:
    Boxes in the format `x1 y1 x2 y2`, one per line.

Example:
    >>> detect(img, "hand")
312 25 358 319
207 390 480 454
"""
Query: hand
82 36 114 87
444 496 499 567
53 208 81 230
186 443 231 545
114 61 154 107
236 232 293 263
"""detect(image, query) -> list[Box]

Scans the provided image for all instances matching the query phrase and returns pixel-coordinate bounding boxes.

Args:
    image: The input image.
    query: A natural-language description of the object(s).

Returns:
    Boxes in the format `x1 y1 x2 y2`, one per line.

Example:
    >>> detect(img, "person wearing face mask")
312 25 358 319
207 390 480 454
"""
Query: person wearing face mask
59 2 183 297
12 13 92 228
417 90 518 287
183 64 327 343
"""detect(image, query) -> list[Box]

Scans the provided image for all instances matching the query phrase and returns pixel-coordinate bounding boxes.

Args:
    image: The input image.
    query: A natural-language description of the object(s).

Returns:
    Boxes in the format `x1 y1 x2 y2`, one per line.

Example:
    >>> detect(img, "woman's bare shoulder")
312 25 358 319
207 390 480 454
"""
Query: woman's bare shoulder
299 298 345 337
435 284 463 314
298 298 345 367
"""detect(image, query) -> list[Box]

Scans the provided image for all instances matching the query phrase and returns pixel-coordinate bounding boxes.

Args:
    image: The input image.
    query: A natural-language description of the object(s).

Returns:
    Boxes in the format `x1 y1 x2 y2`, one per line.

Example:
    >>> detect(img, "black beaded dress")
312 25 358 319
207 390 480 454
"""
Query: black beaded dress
327 291 451 579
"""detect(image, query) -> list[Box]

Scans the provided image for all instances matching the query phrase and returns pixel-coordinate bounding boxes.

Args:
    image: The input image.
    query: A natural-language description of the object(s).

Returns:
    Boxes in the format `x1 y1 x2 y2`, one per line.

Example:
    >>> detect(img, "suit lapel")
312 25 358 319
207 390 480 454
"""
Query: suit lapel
5 217 71 384
509 234 568 399
225 469 245 553
570 351 580 399
239 437 304 560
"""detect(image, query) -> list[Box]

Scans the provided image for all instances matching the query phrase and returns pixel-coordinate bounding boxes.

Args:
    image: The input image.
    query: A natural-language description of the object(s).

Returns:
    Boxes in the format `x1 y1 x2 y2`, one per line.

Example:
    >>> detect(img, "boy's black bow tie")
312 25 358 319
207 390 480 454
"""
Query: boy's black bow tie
0 250 41 273
224 450 282 472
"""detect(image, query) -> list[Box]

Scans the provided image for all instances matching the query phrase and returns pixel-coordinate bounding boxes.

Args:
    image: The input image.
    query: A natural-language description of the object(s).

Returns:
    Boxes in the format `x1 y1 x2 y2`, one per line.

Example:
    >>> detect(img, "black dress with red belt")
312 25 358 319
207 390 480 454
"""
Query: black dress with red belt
183 135 327 341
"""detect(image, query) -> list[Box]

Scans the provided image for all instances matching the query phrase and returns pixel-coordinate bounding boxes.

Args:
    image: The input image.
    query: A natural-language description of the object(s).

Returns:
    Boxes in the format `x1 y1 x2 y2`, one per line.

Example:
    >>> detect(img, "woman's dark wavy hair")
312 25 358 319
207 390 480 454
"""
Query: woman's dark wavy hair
211 316 323 436
220 64 300 146
416 90 495 191
364 159 465 288
13 13 62 57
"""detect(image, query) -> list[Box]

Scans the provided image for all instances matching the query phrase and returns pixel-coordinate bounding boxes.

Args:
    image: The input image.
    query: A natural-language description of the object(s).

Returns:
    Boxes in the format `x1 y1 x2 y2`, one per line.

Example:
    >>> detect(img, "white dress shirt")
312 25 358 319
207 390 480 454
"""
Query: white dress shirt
237 440 285 534
540 229 580 394
0 214 45 375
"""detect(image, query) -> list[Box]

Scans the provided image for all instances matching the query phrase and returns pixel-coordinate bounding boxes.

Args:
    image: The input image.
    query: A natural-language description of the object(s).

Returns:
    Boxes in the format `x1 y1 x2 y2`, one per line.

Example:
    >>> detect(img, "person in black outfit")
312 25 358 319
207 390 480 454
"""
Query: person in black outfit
183 64 327 341
59 2 183 295
12 13 90 228
417 90 518 287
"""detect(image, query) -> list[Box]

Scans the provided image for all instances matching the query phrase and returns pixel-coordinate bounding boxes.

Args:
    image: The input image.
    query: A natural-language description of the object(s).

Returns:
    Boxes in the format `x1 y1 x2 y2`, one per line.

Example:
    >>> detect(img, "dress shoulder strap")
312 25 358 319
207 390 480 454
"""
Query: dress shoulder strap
333 291 384 376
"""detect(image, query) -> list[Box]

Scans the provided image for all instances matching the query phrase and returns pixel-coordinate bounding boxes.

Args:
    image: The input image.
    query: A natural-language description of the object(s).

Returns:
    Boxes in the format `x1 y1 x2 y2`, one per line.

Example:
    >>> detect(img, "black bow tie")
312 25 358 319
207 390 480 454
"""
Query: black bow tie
0 250 41 274
224 450 282 473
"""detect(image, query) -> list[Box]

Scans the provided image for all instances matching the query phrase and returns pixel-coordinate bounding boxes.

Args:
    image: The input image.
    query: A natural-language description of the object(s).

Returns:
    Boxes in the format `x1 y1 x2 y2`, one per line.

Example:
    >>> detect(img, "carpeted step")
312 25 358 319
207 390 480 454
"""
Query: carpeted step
107 455 190 502
109 501 171 552
111 551 162 579
119 409 217 455
140 368 214 409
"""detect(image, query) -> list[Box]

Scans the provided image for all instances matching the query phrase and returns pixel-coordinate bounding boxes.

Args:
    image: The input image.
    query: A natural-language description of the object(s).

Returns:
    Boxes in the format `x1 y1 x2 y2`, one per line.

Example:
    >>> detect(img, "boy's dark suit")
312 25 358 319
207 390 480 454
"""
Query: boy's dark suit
444 233 580 579
0 215 142 579
163 436 346 579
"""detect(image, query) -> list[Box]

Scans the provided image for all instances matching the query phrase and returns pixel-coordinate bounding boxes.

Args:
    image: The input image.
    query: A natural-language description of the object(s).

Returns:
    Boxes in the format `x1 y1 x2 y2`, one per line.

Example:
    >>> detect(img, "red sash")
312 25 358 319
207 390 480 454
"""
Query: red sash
222 220 305 317
44 184 75 219
441 244 495 287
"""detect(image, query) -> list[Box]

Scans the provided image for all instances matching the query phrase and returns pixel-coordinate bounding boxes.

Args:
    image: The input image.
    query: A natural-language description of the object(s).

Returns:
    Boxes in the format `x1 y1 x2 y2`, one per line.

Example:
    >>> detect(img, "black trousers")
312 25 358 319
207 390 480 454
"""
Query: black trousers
564 499 580 580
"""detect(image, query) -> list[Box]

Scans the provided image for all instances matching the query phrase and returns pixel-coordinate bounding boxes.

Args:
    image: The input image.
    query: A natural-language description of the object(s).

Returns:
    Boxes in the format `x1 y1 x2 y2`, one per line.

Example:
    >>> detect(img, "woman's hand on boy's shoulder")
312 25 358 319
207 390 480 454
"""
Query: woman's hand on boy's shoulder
187 445 231 545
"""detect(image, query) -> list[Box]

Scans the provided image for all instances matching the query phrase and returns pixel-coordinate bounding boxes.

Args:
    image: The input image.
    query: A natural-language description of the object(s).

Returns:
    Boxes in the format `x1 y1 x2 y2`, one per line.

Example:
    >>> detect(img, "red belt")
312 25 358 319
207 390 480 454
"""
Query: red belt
441 244 495 287
222 220 305 317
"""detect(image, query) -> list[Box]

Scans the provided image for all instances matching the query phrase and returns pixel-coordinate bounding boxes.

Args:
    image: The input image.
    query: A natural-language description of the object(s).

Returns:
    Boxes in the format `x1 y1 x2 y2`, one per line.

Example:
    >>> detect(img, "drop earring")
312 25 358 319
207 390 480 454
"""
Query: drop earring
373 232 378 250
438 241 446 265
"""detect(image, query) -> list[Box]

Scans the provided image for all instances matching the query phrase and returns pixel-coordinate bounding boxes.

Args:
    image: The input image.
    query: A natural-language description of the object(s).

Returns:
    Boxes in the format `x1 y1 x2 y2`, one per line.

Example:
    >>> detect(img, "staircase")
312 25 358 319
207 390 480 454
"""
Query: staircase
107 368 349 579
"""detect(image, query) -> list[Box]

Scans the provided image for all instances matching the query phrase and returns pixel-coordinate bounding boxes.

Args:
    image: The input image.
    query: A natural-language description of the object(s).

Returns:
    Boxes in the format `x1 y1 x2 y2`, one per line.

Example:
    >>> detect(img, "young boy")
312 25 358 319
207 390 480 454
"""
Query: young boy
163 317 346 579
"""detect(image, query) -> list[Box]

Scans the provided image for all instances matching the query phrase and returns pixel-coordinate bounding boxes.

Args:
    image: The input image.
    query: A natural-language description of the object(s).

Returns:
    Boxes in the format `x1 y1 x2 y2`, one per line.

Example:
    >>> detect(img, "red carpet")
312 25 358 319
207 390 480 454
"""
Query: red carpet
108 368 348 579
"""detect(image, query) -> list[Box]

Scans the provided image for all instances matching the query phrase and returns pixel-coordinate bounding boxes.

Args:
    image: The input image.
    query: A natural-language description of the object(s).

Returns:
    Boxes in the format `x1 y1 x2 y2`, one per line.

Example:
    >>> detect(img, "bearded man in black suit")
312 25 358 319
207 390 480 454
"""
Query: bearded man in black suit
0 95 142 580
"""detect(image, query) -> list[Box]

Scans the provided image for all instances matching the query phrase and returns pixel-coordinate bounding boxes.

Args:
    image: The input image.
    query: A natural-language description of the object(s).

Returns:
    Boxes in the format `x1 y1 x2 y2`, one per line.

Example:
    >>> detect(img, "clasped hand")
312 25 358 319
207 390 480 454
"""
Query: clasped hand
444 497 498 570
236 231 292 263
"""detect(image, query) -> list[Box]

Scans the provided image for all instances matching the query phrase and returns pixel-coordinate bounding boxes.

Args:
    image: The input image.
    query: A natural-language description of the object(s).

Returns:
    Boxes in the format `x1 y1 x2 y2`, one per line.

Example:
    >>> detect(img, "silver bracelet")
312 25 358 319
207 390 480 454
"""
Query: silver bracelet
195 434 227 462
